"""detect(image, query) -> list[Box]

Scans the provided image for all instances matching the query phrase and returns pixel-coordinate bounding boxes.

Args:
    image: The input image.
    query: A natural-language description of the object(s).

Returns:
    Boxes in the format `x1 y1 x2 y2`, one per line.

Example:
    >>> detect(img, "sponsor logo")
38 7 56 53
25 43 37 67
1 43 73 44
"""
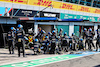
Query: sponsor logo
61 4 74 10
14 0 27 3
36 0 52 6
79 7 90 12
95 9 100 13
22 11 32 16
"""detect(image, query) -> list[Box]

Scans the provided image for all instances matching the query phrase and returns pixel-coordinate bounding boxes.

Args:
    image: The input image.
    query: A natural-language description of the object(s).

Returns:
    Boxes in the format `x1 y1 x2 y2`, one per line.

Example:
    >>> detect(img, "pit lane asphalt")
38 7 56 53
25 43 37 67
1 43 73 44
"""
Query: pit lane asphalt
0 48 100 67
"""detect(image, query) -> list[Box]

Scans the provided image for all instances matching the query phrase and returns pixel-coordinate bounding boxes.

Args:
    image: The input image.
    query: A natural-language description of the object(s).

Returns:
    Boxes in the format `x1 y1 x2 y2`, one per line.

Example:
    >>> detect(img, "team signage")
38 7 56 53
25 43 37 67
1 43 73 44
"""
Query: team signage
39 12 60 18
60 13 100 22
13 9 60 17
13 9 38 17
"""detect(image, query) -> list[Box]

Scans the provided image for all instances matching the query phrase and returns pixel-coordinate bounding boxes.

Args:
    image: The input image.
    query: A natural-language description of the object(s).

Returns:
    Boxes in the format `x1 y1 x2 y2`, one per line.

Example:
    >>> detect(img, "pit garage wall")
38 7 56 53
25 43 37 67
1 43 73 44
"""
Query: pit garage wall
0 18 17 24
0 18 17 47
39 25 52 33
35 22 100 37
74 25 79 37
0 18 17 33
56 25 69 36
74 22 98 38
36 22 70 36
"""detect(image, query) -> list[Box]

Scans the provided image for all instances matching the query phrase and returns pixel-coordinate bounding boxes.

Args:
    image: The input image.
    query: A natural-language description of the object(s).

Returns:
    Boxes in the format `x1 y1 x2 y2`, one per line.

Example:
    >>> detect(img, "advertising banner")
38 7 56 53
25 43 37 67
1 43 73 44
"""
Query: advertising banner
0 0 13 3
12 8 60 17
28 0 52 7
91 8 100 14
28 0 77 11
13 9 38 17
13 0 28 4
60 13 100 22
28 0 39 6
1 0 100 14
0 7 12 17
0 0 28 4
77 15 90 20
60 13 76 19
61 2 77 11
52 1 62 9
77 5 91 13
40 11 60 18
89 16 99 22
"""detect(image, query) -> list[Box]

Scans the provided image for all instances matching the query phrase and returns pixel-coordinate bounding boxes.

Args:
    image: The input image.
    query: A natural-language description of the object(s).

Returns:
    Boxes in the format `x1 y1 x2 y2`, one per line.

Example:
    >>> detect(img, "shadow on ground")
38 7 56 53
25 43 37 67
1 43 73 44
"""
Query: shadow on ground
94 65 100 67
0 53 9 54
0 56 16 58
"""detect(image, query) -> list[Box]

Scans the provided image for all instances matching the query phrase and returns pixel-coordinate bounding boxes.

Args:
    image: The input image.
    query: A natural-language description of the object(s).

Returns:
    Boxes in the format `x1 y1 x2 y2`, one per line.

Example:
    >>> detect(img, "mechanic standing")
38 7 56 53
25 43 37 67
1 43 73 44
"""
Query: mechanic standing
7 27 15 54
84 28 89 49
16 24 25 57
50 30 57 54
88 28 95 50
59 28 63 37
96 29 100 51
61 32 69 52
